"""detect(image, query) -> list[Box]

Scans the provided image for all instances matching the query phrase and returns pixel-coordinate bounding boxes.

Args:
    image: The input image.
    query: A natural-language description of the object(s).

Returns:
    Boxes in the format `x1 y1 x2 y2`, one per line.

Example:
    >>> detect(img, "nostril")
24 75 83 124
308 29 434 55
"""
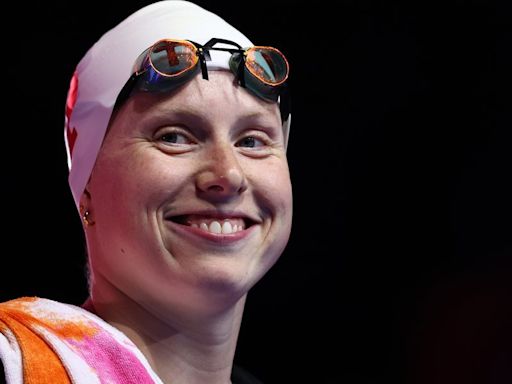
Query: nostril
196 170 246 196
207 185 224 192
238 182 248 194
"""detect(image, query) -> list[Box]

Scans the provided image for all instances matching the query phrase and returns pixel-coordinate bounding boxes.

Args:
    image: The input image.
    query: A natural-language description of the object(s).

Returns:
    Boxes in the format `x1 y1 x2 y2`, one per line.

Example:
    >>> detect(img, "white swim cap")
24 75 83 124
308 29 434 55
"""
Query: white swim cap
64 0 291 209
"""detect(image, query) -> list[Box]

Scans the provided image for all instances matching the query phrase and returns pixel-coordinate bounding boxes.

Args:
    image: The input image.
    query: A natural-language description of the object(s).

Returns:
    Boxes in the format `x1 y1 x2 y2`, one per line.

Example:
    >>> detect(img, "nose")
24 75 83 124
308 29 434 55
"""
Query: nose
196 143 247 200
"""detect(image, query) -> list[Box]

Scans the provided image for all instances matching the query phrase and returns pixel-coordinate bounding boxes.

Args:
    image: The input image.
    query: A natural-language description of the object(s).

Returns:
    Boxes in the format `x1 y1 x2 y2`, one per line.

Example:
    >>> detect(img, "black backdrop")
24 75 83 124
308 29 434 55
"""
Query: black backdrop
2 1 511 383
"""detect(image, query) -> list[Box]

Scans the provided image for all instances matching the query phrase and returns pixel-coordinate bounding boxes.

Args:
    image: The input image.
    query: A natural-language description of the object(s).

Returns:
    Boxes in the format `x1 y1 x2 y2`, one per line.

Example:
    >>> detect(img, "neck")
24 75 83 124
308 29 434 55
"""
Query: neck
89 273 246 384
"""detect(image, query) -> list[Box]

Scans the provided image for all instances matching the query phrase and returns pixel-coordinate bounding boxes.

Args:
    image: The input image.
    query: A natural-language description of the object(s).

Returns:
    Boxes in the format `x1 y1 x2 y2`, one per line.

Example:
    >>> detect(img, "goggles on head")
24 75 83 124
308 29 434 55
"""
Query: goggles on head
116 38 290 121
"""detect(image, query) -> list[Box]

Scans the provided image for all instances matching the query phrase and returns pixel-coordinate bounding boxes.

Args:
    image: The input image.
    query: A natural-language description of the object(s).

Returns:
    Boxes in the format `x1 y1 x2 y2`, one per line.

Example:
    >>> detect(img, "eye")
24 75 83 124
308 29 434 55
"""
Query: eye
160 131 193 145
236 136 266 148
154 127 197 153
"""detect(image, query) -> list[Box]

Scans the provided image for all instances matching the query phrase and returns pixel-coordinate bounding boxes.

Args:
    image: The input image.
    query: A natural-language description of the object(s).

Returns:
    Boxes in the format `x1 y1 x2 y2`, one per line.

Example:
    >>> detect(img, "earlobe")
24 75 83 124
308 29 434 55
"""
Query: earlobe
79 188 95 227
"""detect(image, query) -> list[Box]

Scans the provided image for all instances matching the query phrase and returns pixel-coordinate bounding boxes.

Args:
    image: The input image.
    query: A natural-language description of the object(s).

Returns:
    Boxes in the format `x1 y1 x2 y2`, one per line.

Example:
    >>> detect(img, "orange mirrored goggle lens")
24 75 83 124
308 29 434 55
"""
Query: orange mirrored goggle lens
244 46 289 86
148 39 199 77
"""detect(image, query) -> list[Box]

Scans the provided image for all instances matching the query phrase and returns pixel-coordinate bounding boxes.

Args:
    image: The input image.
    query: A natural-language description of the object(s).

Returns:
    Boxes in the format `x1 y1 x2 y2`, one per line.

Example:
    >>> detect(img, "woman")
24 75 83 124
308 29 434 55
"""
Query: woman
0 1 292 383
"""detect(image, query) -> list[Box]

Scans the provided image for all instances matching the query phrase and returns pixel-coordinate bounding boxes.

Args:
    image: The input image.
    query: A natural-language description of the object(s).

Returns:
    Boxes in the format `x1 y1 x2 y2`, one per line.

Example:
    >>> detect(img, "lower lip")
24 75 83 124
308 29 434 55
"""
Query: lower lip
165 220 256 245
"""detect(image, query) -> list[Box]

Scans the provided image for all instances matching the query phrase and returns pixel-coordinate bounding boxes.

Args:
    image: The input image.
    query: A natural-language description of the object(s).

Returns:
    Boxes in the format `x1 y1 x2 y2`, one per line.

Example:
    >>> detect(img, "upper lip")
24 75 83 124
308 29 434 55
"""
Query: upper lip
164 209 261 226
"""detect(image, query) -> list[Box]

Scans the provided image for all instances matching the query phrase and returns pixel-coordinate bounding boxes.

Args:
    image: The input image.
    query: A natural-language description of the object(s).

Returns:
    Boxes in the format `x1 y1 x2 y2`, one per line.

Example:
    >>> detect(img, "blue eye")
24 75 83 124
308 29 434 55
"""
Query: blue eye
237 136 264 148
160 132 191 145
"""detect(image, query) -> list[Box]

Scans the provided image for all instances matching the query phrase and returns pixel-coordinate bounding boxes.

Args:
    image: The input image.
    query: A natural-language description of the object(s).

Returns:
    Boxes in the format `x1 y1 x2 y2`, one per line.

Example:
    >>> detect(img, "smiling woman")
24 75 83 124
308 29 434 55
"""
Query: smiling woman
87 71 291 317
0 2 291 384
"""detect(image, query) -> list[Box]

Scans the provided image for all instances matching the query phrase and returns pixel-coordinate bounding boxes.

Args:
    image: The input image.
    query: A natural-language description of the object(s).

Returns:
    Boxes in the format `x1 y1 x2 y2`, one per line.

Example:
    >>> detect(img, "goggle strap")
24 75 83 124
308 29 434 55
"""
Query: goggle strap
202 49 212 62
198 50 209 80
203 37 242 50
278 84 291 124
237 56 246 88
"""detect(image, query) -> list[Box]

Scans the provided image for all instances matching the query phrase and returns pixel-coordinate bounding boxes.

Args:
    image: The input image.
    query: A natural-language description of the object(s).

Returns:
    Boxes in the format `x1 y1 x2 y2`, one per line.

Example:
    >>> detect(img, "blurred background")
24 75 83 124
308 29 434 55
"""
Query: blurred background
2 1 510 383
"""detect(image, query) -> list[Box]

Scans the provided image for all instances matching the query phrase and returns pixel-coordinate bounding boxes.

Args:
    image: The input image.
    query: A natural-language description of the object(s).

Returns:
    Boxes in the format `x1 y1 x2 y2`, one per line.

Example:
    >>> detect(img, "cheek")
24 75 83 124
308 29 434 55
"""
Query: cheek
93 159 148 216
93 151 192 213
255 160 293 267
88 153 193 274
249 159 293 215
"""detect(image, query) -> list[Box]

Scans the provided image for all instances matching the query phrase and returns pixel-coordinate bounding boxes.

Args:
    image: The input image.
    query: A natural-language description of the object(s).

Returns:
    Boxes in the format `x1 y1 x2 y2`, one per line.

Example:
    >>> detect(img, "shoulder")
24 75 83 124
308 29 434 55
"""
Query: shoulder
0 297 92 383
0 296 130 342
0 296 116 337
0 297 105 383
1 296 90 317
231 364 264 384
0 296 162 384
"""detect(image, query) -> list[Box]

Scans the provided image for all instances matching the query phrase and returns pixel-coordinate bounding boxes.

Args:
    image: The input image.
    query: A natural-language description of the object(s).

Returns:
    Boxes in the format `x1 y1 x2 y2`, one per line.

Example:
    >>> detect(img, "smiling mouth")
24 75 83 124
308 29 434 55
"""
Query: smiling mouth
166 214 255 235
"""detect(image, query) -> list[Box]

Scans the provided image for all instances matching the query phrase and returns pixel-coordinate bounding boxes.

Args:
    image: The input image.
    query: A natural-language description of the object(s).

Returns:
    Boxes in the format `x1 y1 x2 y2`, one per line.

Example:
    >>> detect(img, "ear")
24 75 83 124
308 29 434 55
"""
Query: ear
79 186 93 213
79 187 96 227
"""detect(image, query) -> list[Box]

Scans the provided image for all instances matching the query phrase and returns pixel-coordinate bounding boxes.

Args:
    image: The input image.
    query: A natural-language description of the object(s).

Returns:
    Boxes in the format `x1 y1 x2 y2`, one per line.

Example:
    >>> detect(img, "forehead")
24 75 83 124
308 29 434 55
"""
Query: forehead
116 71 281 128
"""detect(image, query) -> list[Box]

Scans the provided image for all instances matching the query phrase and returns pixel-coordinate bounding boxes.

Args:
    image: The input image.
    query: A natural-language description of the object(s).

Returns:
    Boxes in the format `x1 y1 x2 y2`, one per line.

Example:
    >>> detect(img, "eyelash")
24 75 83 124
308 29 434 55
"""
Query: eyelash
157 129 195 146
155 127 274 151
235 134 269 149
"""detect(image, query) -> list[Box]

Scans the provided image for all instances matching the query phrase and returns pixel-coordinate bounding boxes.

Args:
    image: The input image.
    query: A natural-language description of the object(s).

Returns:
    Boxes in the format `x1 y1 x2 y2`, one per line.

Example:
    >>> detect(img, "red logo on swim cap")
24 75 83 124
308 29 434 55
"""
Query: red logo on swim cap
65 72 79 158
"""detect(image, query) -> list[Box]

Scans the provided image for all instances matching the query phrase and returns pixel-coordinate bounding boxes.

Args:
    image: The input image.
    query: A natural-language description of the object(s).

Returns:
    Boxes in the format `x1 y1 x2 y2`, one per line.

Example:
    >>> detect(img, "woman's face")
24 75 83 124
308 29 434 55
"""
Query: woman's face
86 71 292 314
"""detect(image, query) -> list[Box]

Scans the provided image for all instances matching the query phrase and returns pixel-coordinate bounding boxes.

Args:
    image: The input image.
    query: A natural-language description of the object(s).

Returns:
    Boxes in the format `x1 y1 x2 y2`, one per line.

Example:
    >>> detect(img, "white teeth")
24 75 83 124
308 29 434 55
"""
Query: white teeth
188 219 245 234
209 221 222 234
222 221 233 234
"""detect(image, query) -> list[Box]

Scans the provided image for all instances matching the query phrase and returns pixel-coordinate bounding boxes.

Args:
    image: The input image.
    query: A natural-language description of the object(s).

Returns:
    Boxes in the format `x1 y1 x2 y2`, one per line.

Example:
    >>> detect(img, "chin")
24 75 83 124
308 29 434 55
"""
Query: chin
181 279 250 317
197 267 254 296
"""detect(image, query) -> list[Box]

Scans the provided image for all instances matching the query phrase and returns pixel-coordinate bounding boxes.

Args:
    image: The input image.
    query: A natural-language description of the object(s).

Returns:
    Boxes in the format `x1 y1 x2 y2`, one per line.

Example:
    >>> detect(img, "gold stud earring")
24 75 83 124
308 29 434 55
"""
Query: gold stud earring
79 205 95 226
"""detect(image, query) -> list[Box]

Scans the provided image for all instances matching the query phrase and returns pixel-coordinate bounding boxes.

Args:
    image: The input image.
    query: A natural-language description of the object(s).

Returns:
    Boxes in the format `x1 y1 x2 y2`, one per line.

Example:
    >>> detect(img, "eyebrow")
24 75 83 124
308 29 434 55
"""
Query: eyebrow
149 106 212 126
143 105 280 130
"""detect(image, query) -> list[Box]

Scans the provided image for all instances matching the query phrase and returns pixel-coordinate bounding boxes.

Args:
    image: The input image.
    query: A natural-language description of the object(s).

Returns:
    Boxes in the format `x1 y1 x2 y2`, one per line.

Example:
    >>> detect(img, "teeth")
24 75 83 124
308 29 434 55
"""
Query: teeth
222 221 233 234
209 221 222 234
189 219 245 234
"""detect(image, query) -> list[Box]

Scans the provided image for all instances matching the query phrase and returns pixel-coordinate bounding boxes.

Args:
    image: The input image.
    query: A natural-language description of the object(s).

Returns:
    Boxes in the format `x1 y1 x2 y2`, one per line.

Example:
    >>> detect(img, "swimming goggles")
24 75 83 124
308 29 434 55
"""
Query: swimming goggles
116 37 290 117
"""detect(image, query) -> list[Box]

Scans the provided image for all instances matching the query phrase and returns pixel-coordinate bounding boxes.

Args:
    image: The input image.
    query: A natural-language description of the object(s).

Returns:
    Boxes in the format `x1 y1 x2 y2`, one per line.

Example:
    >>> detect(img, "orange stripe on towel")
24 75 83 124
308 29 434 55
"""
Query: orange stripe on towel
0 304 71 384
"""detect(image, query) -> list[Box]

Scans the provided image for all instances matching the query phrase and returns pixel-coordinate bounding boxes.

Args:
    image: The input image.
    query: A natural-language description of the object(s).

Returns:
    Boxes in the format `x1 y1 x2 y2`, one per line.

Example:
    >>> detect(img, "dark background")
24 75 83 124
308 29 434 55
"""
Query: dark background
2 1 511 383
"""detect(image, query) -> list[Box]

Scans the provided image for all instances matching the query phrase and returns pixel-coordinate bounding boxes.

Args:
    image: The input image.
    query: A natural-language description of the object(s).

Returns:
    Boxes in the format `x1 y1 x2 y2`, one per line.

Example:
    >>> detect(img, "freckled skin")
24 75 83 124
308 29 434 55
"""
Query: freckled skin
83 71 293 319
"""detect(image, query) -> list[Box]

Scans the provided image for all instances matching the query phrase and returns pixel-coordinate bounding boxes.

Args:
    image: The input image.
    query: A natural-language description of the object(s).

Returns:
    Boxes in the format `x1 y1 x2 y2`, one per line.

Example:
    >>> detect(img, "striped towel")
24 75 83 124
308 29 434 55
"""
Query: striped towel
0 297 162 383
